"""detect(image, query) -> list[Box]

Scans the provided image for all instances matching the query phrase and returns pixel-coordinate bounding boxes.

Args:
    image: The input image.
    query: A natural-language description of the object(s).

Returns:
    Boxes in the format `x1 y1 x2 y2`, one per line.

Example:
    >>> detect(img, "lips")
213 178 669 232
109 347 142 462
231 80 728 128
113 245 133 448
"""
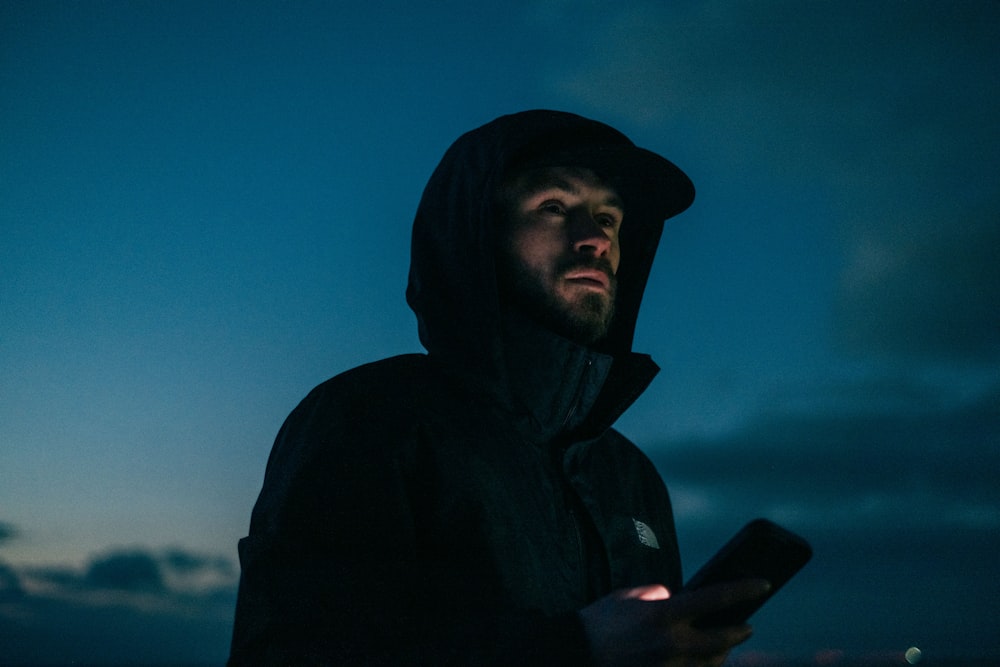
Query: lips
563 268 611 291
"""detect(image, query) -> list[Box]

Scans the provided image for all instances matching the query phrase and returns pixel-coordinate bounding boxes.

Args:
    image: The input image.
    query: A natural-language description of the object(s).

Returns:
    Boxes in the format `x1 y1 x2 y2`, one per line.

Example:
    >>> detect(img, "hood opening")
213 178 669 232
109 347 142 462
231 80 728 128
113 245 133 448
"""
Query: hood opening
406 109 694 372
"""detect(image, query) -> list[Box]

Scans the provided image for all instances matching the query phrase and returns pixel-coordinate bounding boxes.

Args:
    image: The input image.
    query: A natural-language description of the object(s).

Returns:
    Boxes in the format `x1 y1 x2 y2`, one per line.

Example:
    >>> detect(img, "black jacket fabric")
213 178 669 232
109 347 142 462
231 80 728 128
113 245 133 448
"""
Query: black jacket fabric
229 110 693 665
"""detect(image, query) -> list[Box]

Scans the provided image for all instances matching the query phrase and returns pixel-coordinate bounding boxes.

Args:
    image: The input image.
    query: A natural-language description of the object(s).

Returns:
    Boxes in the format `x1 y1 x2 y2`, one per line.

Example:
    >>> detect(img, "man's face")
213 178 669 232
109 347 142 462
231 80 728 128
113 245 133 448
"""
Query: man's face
496 166 624 345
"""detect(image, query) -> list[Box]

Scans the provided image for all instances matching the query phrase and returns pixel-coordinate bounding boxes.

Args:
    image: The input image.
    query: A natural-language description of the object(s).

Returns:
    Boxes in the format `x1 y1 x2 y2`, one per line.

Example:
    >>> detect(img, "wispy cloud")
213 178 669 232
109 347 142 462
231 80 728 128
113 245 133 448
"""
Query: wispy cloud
835 204 1000 363
0 538 236 664
652 379 1000 529
0 521 17 545
545 1 1000 367
649 379 1000 657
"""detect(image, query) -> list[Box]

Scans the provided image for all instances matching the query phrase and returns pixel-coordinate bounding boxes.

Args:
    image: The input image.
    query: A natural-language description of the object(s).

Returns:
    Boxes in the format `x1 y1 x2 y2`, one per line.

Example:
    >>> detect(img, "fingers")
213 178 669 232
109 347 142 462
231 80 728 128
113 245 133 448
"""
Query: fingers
580 585 759 666
619 583 671 601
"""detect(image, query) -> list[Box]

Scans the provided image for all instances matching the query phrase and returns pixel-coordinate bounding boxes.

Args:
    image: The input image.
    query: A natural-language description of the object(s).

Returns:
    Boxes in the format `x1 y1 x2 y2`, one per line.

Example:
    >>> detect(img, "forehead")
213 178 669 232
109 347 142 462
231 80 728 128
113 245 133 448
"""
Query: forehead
504 166 624 209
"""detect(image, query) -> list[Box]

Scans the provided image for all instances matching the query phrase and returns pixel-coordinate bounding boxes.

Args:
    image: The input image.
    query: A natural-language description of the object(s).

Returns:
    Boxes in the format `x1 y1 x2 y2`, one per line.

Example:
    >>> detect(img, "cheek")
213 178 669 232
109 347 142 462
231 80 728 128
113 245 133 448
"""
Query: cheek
609 241 621 274
510 227 559 273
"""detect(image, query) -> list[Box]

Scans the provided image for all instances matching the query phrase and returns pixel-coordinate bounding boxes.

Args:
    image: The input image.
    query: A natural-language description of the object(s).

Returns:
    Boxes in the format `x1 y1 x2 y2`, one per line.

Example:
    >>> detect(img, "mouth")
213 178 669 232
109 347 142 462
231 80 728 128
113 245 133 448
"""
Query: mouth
563 268 611 291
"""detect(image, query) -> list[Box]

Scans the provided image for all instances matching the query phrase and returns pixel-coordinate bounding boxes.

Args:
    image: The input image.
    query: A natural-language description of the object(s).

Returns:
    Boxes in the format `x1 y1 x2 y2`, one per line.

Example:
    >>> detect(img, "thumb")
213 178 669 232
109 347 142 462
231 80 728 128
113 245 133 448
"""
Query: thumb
619 583 671 601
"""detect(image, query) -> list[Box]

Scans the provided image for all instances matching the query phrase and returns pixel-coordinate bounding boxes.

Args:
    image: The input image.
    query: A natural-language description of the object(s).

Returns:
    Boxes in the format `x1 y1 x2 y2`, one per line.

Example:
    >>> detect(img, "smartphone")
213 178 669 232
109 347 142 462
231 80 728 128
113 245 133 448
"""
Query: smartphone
683 518 812 628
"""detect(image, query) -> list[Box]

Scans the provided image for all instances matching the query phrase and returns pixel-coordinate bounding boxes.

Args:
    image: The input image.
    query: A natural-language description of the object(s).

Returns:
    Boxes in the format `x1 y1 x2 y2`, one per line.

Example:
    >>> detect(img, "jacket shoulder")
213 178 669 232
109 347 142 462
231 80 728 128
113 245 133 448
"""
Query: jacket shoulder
308 353 430 404
266 354 433 467
250 355 433 525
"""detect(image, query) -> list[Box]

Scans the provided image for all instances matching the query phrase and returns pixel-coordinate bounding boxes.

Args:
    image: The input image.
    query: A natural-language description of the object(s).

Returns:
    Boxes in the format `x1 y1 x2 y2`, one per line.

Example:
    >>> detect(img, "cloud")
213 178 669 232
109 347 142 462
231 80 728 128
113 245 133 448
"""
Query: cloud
646 371 1000 576
834 200 1000 363
647 378 1000 657
84 550 165 592
545 2 1000 365
652 380 1000 524
545 2 999 164
21 544 238 601
163 547 220 573
0 561 25 602
161 546 237 593
0 545 237 665
0 520 17 544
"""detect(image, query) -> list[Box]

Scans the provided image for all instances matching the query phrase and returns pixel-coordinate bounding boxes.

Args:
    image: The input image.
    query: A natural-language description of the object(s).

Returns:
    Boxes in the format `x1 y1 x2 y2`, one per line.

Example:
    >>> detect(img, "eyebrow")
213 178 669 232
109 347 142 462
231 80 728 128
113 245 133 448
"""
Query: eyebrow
519 175 625 211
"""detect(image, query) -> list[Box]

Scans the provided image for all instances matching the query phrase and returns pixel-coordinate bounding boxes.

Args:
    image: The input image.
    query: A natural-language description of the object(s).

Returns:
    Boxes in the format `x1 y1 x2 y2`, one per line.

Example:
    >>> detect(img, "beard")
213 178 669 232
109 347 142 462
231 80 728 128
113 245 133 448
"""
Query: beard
497 253 618 345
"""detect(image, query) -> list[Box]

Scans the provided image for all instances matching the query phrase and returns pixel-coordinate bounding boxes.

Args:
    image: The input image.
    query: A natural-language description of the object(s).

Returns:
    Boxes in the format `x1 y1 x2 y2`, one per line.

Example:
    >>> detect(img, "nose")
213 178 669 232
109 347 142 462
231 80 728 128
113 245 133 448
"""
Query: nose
568 211 612 259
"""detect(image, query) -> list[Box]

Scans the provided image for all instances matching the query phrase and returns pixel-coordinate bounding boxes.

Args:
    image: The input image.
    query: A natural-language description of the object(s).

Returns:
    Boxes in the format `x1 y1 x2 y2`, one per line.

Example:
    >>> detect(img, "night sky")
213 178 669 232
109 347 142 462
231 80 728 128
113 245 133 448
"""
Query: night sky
2 2 998 664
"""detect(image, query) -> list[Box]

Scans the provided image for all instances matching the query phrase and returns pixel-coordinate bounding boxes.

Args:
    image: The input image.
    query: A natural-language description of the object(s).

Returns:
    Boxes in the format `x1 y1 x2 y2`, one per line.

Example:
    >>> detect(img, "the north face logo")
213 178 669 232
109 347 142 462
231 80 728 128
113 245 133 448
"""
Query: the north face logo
632 518 660 549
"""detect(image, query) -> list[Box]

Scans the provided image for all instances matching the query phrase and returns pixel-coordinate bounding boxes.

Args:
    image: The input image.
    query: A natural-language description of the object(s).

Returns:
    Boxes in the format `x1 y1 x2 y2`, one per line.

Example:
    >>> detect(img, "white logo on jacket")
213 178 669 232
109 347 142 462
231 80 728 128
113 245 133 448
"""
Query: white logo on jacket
632 518 660 549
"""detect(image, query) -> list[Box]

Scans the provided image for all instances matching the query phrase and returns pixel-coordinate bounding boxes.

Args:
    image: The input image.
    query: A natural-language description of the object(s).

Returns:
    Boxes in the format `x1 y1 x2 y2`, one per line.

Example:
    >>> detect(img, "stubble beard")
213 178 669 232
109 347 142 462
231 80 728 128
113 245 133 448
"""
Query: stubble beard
500 255 618 345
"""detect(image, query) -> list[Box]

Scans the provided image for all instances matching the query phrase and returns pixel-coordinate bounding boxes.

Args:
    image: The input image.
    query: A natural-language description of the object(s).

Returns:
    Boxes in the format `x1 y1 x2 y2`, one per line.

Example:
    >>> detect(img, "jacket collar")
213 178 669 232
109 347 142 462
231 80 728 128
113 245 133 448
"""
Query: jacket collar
499 312 658 444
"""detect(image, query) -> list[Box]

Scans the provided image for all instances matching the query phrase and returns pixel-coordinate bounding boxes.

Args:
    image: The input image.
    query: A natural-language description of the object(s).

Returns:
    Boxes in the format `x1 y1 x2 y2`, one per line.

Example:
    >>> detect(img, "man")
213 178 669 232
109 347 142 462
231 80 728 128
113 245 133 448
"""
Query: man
228 110 768 665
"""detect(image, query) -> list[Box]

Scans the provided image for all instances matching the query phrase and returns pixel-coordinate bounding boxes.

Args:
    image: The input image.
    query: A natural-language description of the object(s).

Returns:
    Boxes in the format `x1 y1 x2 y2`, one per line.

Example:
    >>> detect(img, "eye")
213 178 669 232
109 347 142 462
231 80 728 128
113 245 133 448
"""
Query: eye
595 212 621 229
538 200 566 216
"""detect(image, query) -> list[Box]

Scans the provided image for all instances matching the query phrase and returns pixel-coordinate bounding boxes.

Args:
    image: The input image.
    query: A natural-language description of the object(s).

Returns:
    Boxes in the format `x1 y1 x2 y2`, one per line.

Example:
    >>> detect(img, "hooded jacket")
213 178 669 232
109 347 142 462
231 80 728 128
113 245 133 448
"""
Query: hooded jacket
229 110 695 666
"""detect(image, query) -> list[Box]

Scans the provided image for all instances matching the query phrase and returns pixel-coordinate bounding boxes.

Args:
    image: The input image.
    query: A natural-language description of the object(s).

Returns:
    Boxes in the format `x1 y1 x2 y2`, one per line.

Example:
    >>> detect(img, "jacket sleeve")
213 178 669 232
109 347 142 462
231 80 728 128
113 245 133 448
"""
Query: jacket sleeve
227 377 596 666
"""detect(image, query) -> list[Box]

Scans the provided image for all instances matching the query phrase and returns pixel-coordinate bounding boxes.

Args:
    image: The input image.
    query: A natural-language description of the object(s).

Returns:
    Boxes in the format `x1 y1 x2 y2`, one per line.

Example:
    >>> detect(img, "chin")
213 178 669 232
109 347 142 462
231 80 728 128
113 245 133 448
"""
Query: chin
556 303 614 345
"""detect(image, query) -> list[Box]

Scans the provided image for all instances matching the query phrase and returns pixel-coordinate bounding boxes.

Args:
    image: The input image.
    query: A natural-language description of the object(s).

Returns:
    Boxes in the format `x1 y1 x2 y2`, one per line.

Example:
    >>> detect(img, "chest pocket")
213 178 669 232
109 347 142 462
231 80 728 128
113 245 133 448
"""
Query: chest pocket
596 513 675 589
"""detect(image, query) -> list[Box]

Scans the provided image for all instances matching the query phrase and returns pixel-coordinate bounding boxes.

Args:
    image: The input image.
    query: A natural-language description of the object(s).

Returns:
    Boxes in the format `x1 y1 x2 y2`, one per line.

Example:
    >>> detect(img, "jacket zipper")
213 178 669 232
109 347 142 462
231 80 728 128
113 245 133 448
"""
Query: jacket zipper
556 445 594 600
561 358 593 431
559 358 598 598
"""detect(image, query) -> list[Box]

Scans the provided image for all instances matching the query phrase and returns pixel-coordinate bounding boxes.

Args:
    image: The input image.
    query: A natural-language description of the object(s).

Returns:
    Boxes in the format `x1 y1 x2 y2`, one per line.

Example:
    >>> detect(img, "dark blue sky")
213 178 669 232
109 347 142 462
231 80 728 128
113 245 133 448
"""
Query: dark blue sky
2 1 998 664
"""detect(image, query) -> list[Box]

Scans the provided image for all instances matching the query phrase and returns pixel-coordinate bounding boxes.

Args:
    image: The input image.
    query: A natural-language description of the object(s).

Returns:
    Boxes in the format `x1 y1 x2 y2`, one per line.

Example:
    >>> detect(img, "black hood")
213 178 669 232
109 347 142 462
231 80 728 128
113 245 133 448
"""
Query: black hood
406 109 694 380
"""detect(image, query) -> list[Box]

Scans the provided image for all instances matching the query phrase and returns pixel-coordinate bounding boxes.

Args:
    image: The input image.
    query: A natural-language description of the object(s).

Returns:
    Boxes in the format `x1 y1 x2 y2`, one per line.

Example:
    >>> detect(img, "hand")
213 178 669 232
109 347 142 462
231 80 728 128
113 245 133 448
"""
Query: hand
578 579 771 667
